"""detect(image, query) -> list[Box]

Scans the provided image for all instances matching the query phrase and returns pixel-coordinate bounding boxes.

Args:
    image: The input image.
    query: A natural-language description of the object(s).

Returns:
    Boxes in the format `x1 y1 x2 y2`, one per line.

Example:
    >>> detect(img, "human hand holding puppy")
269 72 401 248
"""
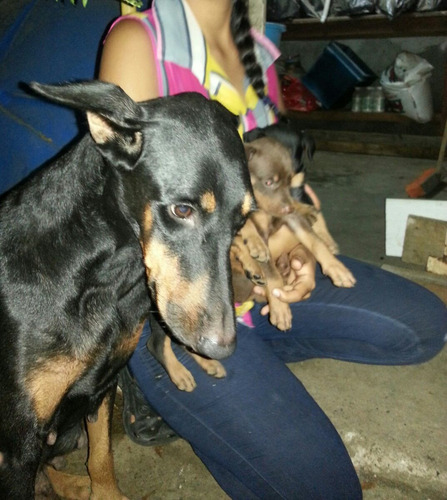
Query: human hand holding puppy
253 225 316 316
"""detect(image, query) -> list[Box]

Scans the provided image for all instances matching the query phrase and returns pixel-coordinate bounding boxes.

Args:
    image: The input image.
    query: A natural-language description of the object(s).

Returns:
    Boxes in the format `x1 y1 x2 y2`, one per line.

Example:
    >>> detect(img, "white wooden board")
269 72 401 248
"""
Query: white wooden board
385 198 447 257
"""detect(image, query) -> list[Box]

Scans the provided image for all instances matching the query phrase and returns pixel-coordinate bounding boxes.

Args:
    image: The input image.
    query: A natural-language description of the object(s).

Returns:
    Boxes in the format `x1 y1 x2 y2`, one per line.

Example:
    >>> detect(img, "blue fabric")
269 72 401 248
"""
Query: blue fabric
0 0 125 194
129 256 446 499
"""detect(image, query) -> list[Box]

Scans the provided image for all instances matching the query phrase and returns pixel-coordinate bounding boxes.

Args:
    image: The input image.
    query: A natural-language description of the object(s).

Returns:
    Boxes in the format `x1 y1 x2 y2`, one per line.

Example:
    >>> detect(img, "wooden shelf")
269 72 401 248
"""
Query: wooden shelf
283 11 447 41
287 110 440 124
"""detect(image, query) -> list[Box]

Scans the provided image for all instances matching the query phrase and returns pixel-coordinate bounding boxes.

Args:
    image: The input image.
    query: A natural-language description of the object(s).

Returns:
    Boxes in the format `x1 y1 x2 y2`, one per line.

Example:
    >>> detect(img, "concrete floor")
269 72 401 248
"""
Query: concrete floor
62 151 446 499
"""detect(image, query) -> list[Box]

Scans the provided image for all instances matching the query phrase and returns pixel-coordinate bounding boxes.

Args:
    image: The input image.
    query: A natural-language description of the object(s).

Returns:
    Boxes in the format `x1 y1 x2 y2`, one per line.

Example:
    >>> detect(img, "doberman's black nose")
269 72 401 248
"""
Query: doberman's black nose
197 336 236 360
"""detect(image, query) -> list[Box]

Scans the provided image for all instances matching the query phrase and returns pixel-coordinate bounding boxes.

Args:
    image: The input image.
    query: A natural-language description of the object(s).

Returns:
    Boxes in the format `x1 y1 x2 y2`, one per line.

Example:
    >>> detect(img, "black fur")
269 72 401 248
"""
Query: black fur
0 81 253 498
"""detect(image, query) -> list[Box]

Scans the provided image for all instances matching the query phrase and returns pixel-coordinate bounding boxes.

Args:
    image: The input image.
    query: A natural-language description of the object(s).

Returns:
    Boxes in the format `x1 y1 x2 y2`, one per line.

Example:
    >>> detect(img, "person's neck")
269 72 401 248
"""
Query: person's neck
185 0 234 50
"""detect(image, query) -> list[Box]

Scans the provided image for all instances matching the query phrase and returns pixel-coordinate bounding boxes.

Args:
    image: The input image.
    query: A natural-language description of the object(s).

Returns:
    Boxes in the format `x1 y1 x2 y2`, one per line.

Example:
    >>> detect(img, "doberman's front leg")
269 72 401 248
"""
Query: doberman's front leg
87 387 128 500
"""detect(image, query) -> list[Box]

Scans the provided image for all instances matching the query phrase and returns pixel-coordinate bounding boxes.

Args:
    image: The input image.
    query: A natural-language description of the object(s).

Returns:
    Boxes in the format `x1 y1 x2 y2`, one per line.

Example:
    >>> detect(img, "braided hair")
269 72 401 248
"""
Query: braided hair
230 0 266 100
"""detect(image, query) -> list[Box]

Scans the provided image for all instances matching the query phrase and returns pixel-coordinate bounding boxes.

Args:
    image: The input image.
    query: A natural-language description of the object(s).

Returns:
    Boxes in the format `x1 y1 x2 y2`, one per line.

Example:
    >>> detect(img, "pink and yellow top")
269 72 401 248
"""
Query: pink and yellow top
110 0 281 136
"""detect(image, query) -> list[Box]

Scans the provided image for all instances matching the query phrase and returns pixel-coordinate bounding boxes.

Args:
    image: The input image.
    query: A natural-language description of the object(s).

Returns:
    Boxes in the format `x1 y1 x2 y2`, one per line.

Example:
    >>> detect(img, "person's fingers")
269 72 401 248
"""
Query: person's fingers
272 283 312 303
260 303 269 316
304 183 321 210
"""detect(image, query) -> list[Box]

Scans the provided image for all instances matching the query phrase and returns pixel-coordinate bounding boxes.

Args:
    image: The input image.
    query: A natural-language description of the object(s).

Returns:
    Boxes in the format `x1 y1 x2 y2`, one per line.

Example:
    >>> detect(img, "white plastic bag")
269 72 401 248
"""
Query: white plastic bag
380 52 434 123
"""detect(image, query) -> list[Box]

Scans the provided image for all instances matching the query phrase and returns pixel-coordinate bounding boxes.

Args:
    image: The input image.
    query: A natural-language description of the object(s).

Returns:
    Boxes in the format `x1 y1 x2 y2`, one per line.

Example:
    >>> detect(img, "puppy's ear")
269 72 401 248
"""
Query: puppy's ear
302 132 316 162
244 145 256 162
243 128 265 143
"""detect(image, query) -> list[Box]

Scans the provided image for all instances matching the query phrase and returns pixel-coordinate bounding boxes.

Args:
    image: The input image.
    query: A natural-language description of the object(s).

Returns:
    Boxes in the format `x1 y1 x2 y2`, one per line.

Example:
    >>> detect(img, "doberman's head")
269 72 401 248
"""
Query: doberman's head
30 81 255 360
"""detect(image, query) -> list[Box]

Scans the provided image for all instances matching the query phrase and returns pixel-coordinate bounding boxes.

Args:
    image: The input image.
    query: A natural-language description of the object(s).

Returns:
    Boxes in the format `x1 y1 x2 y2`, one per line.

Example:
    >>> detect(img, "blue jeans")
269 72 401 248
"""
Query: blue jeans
128 256 446 499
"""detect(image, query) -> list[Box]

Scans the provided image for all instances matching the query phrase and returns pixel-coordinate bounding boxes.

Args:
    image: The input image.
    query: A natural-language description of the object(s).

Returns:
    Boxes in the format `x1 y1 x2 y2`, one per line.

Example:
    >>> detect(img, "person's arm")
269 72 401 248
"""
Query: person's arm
99 19 159 102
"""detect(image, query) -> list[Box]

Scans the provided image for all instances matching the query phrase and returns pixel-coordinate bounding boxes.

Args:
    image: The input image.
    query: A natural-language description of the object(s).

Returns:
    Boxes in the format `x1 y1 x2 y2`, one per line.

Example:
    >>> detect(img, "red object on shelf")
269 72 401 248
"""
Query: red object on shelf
281 75 319 112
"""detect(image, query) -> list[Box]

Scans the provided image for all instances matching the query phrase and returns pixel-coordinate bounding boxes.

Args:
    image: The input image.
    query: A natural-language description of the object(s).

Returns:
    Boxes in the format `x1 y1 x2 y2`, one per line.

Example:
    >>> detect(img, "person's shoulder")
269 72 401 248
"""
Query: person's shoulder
105 15 152 49
100 13 159 101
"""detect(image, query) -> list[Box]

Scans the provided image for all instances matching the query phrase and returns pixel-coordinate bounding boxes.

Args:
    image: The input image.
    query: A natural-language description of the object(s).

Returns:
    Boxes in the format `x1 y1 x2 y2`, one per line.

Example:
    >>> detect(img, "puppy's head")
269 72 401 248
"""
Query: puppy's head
244 123 315 204
245 136 296 217
30 82 255 360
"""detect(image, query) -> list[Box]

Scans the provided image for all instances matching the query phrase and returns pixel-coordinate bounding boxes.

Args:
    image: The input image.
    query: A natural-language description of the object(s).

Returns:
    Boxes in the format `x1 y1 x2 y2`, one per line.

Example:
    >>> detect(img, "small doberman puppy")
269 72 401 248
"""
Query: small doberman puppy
0 81 254 499
231 124 356 331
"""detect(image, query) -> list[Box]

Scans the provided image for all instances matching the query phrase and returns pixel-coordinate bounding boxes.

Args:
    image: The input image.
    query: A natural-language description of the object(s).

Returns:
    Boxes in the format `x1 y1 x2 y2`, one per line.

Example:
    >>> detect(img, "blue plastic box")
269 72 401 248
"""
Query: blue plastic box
301 42 376 109
265 22 286 48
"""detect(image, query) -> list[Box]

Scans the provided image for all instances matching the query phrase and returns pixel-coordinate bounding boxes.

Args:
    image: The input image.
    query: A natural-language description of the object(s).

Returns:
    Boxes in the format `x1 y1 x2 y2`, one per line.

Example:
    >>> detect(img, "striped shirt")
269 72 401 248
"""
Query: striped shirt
109 0 281 135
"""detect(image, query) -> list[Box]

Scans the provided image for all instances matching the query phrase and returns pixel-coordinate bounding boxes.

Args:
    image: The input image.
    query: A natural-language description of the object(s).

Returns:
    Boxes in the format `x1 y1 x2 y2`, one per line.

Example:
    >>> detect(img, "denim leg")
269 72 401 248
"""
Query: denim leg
256 256 446 365
128 322 362 499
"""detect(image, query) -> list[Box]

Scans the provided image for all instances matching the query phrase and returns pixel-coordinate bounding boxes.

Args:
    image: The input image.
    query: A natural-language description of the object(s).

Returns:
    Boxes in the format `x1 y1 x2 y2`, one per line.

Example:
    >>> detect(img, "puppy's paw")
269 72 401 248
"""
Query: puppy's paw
323 260 356 288
245 236 270 262
244 264 265 286
268 300 292 331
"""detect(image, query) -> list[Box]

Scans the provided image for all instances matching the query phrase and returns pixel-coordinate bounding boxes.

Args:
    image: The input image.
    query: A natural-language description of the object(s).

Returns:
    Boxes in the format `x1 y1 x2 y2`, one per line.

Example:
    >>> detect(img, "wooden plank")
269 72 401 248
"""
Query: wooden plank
283 12 447 41
427 256 447 276
402 216 447 265
285 129 442 159
287 110 418 124
313 138 439 159
385 199 447 257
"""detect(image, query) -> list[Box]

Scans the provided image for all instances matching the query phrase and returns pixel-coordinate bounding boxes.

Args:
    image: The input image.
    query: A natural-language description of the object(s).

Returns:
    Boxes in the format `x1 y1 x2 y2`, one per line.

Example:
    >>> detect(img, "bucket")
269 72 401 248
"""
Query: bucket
265 22 286 48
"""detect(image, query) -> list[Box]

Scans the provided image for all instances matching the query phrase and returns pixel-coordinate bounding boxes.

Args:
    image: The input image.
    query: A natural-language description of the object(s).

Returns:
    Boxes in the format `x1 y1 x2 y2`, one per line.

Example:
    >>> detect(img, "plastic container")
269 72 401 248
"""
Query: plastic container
265 22 286 48
380 52 434 123
301 42 376 109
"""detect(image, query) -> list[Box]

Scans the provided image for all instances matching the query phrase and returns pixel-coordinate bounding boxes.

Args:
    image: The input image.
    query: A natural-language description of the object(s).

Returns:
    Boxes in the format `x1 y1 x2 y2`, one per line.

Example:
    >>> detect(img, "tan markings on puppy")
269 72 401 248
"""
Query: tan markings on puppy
143 240 209 331
201 191 216 213
291 172 305 188
241 191 255 216
25 356 87 422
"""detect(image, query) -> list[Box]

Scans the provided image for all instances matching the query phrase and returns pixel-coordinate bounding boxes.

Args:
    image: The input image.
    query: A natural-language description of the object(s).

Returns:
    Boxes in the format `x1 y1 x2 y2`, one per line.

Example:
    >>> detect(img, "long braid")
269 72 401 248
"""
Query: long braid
230 0 266 100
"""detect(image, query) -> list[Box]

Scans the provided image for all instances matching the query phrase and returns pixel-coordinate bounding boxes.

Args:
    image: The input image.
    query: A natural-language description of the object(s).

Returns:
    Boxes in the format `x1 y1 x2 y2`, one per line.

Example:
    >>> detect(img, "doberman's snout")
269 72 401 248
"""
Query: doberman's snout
197 334 236 360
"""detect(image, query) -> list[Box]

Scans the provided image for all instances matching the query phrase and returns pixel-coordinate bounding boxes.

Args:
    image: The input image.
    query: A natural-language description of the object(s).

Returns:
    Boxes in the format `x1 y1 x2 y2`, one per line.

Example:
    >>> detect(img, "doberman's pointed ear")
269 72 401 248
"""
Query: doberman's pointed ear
29 81 145 170
86 112 143 170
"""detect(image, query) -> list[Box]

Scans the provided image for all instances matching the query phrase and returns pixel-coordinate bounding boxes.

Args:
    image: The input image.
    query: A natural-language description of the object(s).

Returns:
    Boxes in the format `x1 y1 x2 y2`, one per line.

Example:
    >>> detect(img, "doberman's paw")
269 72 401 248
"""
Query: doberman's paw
169 364 197 392
91 489 128 500
190 354 227 379
44 468 91 500
202 359 227 378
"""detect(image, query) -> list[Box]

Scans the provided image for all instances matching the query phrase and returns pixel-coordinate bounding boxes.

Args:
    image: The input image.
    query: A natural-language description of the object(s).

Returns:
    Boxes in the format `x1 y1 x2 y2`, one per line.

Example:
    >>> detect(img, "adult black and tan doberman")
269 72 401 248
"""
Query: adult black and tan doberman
0 81 254 499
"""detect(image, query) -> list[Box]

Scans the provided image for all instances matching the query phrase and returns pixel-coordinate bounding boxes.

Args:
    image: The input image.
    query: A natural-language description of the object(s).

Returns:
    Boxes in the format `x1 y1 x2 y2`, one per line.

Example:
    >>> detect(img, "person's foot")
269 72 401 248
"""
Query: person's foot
118 366 178 446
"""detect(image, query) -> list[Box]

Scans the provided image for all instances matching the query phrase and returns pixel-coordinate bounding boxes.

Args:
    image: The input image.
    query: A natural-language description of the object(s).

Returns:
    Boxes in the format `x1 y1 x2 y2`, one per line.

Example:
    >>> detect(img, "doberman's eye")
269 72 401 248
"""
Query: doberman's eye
171 204 193 219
